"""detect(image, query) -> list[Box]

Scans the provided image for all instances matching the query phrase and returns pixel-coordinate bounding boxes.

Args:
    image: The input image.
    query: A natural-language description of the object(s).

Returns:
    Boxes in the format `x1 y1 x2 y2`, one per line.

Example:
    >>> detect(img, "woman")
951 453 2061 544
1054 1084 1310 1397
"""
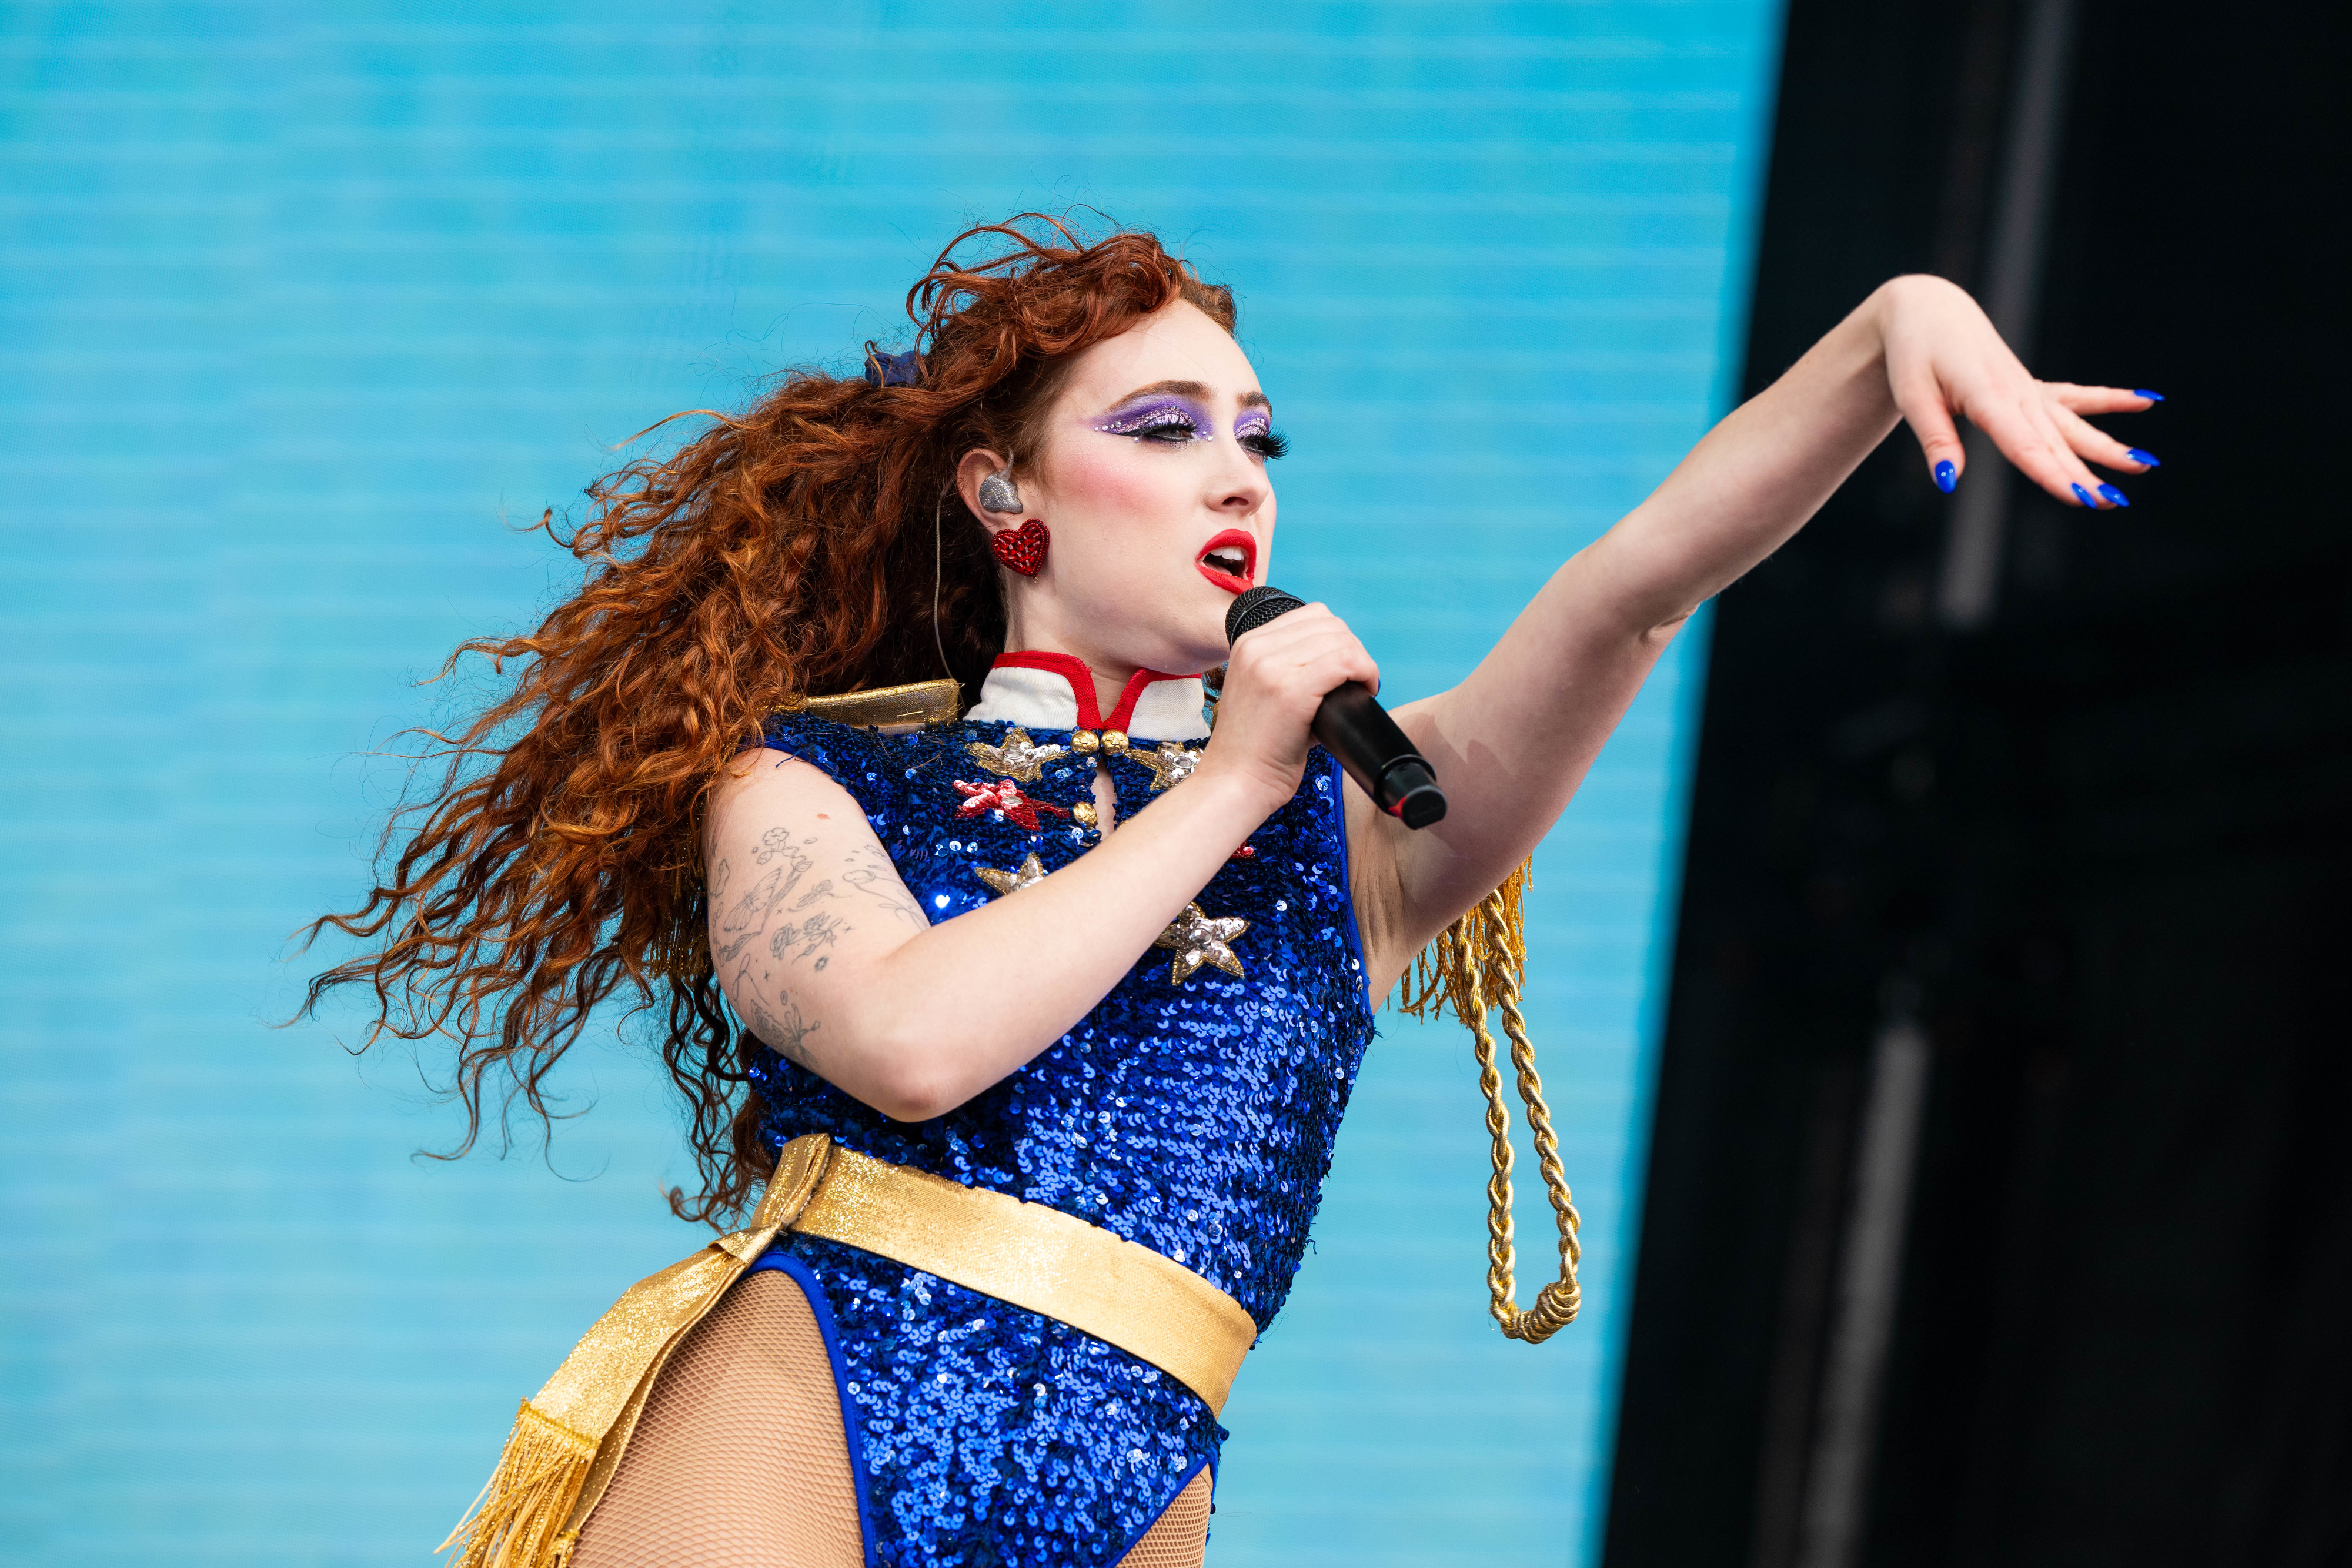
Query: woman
309 216 2153 1567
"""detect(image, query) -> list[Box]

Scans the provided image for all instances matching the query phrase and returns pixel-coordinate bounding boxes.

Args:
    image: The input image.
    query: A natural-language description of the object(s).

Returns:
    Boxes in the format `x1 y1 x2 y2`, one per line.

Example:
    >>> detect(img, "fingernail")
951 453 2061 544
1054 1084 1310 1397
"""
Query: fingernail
2127 447 2160 467
1934 459 1957 494
2072 483 2097 507
2096 483 2130 508
2134 389 2165 402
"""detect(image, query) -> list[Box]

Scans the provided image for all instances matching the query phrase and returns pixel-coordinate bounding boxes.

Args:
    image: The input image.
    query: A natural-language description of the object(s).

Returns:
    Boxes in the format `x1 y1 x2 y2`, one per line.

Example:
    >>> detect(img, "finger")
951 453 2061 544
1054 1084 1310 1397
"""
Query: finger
1281 627 1382 696
1237 600 1337 636
1234 616 1369 693
2052 402 2157 476
1890 360 1966 493
1231 603 1338 660
2024 395 2126 508
2047 382 2164 416
1973 392 2099 507
1253 612 1373 680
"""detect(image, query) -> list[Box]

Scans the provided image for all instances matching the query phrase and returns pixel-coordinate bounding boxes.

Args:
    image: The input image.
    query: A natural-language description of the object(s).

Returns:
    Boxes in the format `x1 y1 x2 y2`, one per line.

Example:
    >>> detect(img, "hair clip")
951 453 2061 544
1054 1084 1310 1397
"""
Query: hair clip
863 344 924 389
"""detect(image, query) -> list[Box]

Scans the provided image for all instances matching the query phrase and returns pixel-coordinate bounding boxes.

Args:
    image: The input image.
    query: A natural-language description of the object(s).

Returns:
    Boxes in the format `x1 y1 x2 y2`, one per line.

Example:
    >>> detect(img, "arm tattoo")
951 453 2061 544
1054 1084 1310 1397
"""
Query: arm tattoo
737 988 821 1069
713 838 818 965
767 908 845 968
713 820 875 1068
838 842 931 930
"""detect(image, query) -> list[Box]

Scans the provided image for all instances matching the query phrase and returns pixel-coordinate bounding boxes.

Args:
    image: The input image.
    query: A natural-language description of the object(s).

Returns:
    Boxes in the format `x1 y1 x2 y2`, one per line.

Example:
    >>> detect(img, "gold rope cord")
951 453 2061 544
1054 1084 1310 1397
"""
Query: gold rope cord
1396 862 1583 1343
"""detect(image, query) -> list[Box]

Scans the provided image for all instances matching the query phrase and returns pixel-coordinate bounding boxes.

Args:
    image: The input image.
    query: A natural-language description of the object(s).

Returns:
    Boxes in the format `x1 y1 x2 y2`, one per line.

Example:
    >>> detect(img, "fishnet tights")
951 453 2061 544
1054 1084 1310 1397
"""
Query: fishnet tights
1116 1466 1211 1568
570 1268 1210 1567
571 1270 862 1567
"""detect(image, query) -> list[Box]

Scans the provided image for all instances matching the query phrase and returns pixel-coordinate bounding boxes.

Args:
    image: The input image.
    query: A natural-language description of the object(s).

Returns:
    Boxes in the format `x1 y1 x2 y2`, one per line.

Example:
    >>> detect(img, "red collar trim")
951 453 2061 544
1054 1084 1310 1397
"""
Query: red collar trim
991 651 1193 732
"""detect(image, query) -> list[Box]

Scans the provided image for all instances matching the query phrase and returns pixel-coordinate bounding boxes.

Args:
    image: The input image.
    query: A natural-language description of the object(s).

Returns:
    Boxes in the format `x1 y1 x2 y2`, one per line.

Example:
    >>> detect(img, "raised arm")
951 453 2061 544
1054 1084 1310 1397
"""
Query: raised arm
1347 275 2158 993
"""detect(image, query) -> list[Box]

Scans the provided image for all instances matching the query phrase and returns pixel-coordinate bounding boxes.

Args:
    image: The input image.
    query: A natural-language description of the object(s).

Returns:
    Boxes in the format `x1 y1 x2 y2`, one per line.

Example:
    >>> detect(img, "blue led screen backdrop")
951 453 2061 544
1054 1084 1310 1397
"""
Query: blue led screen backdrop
0 6 1782 1563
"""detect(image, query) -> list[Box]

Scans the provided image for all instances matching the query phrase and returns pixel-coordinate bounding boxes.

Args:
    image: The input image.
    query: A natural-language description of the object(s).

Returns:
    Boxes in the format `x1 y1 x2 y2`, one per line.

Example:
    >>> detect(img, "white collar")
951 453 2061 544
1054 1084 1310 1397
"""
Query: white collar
964 652 1211 741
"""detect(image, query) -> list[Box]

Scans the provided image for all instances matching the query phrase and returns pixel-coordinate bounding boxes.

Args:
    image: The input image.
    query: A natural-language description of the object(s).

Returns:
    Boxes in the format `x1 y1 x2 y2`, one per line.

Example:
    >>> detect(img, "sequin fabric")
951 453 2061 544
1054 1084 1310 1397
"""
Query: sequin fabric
749 710 1377 1568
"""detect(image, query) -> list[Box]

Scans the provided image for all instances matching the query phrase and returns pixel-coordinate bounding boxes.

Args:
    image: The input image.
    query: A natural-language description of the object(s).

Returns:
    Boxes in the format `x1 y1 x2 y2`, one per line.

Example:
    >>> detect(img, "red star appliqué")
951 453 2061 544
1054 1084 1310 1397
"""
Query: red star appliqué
952 778 1071 833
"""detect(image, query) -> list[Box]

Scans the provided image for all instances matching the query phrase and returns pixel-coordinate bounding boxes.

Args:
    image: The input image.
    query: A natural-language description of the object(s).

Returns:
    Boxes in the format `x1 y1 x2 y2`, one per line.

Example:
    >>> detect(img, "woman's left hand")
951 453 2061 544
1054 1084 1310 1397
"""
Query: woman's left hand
1354 270 2163 995
1877 273 2159 509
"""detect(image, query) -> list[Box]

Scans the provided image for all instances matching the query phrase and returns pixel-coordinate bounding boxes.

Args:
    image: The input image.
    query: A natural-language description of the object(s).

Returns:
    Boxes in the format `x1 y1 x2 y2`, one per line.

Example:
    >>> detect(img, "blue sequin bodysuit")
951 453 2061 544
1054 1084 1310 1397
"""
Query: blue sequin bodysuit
747 690 1376 1568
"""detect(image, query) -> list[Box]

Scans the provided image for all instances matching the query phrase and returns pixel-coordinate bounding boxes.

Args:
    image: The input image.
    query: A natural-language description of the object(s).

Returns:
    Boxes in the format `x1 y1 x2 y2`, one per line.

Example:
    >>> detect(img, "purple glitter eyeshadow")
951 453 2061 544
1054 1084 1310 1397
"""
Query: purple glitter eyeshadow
1233 408 1271 439
1088 397 1212 439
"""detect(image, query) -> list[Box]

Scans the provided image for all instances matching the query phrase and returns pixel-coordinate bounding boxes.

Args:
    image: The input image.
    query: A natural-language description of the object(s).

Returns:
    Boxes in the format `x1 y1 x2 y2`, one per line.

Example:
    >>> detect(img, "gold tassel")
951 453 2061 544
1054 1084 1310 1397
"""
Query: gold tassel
431 1138 839 1564
1396 858 1530 1025
649 903 709 982
437 1399 597 1568
1395 860 1583 1345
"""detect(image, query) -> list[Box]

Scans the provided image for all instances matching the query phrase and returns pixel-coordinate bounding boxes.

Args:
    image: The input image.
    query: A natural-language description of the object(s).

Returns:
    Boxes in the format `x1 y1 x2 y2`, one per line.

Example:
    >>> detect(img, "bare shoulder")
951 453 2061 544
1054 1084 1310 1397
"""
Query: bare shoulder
707 743 868 837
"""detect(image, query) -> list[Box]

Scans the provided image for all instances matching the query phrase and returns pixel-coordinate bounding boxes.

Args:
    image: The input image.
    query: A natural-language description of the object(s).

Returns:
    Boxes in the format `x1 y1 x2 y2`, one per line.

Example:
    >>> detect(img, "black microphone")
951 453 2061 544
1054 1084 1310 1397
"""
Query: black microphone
1224 586 1447 830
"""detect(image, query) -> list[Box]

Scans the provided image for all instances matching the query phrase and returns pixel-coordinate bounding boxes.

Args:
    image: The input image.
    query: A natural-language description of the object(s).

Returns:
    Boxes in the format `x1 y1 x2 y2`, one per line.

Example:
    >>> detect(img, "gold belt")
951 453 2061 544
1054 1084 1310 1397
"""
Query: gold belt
440 1135 1260 1568
782 1135 1259 1414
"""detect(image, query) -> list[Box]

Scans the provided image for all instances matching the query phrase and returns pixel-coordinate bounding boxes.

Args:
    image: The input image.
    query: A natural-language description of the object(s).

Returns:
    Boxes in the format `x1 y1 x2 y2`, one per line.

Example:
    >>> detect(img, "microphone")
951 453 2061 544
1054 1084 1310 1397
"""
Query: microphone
1224 586 1447 830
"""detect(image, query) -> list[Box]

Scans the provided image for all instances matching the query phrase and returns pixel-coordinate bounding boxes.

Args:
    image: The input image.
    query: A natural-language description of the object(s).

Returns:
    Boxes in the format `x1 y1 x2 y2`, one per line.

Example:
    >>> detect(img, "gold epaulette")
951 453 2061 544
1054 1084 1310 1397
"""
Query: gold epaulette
781 678 961 734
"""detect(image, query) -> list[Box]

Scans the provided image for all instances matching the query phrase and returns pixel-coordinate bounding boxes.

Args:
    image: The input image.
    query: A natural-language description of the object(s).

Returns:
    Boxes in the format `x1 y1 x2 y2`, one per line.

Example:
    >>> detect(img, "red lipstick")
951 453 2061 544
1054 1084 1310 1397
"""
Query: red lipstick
1195 528 1257 595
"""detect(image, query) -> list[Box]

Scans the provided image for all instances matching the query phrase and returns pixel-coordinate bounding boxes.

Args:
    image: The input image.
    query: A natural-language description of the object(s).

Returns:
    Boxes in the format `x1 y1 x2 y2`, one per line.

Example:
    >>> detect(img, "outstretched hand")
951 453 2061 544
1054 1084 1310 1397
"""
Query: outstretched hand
1878 274 2160 509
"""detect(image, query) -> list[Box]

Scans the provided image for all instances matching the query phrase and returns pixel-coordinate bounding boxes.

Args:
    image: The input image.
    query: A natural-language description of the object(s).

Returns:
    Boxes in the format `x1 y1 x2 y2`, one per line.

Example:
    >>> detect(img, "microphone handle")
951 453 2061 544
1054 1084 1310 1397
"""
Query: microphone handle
1314 681 1448 829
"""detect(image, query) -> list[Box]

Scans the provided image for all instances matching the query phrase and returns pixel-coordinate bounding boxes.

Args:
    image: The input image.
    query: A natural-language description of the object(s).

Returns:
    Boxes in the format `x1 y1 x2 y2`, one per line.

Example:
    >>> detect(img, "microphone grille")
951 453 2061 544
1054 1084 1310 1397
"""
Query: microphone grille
1224 585 1305 646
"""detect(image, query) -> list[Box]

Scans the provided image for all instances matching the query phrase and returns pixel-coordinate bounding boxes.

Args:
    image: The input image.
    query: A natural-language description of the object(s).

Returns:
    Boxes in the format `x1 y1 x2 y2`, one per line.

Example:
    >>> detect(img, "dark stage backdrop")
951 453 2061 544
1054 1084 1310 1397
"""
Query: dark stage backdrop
1607 1 2351 1566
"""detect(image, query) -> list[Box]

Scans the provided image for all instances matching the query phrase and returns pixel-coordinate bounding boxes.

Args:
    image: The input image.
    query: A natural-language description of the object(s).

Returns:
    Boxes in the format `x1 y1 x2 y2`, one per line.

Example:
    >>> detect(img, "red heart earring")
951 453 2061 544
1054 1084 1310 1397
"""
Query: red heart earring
990 519 1049 577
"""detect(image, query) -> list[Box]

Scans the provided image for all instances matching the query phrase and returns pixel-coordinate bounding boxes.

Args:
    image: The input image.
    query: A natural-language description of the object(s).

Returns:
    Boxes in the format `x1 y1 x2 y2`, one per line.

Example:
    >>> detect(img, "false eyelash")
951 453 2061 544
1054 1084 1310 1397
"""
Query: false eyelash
1242 429 1290 460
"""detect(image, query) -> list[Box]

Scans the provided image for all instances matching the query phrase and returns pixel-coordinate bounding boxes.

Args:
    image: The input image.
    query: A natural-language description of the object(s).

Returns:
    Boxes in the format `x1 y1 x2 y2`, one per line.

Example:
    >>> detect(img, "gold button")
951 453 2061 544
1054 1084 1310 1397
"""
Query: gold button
1072 801 1098 828
1103 730 1129 754
1072 730 1100 753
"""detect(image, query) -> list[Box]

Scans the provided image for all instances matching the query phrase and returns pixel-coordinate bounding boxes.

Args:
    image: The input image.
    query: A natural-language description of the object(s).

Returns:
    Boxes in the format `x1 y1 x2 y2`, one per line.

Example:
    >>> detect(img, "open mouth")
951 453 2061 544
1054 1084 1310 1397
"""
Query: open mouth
1195 529 1257 594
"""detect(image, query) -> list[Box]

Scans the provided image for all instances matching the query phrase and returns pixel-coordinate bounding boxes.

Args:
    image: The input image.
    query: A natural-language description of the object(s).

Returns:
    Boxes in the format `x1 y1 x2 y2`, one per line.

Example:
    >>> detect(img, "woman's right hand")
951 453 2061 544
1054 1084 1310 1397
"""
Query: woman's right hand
1201 601 1384 811
709 654 1344 1121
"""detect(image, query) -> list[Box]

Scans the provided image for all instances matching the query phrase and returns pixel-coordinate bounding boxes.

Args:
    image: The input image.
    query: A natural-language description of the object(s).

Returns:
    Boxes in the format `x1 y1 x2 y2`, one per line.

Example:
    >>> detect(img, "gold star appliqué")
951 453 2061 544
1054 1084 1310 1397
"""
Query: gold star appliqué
1152 902 1249 984
1129 741 1204 793
966 727 1068 784
973 853 1050 897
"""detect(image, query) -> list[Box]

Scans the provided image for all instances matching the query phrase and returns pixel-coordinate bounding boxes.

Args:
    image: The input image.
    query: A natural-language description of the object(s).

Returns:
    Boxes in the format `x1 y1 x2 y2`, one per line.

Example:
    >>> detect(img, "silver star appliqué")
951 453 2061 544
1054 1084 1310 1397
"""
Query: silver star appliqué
1152 902 1249 984
1129 741 1204 793
966 727 1068 784
973 853 1050 897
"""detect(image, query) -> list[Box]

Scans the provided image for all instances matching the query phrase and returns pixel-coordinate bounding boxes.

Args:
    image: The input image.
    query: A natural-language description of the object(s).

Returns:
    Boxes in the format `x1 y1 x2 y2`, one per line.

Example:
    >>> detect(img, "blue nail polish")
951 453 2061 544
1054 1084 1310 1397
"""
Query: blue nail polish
2134 389 2165 402
1934 460 1957 493
2127 448 2160 467
2072 483 2096 507
2096 483 2130 508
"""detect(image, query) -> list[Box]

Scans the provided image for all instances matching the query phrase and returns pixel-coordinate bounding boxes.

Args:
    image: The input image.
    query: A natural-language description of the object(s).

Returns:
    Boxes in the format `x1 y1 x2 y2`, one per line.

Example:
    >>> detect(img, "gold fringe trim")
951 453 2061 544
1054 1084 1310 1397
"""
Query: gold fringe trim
437 1399 597 1568
432 1139 836 1564
648 903 709 983
1396 859 1530 1025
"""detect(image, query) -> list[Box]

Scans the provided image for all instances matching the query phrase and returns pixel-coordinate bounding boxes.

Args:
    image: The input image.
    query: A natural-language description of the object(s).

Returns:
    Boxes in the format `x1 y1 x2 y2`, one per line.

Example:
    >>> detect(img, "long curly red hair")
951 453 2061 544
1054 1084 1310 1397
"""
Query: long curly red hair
302 215 1238 1223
